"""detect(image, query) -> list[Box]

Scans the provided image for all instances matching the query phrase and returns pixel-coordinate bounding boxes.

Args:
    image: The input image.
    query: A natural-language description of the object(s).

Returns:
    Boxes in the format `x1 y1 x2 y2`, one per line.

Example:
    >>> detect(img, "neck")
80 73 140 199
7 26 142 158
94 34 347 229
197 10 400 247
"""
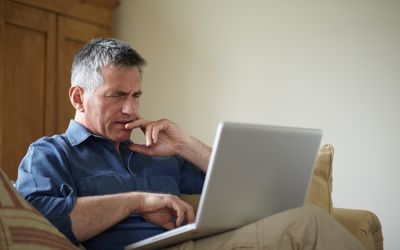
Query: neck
113 142 121 153
74 112 121 153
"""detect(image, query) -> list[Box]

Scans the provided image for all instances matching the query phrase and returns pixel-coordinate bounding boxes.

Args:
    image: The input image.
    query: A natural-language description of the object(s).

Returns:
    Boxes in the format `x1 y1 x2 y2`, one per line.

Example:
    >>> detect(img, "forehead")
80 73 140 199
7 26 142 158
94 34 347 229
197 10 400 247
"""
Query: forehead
100 65 141 90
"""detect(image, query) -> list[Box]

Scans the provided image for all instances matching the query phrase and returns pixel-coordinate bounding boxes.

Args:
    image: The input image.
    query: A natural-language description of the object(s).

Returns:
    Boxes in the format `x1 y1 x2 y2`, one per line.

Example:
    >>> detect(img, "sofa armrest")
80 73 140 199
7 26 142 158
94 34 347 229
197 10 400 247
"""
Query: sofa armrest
333 208 383 250
179 195 384 250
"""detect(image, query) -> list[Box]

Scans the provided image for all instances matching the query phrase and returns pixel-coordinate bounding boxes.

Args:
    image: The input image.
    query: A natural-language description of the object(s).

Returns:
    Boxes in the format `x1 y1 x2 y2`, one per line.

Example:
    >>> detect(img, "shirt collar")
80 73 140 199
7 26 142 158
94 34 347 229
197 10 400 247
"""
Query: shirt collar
66 120 93 146
66 120 133 147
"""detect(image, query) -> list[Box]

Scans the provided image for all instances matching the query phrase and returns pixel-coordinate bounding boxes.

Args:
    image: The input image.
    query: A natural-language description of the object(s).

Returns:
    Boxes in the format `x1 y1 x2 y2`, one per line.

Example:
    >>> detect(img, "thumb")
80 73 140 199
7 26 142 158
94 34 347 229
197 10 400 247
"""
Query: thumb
129 143 152 155
162 221 177 230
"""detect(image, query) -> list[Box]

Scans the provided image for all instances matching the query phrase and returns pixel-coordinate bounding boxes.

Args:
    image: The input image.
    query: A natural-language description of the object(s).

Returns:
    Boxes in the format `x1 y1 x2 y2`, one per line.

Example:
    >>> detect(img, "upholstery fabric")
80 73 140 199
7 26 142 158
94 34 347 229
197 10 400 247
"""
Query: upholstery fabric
304 144 334 214
0 168 77 250
333 208 383 250
182 144 384 250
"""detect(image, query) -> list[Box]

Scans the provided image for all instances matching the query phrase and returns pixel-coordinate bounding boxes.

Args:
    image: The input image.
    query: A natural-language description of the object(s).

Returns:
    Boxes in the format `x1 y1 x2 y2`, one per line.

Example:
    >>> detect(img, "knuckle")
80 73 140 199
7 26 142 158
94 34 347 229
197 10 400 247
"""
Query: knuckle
159 118 168 124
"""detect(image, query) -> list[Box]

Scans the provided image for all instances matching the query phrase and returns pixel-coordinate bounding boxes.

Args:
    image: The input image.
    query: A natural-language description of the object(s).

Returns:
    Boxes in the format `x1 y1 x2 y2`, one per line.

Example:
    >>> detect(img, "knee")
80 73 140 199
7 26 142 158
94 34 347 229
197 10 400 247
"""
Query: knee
280 205 333 238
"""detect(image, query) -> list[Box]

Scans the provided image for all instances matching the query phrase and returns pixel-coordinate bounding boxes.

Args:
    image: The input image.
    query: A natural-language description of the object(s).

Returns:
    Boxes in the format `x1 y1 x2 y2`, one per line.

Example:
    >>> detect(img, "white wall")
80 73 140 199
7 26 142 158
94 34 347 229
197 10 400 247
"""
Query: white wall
116 1 400 248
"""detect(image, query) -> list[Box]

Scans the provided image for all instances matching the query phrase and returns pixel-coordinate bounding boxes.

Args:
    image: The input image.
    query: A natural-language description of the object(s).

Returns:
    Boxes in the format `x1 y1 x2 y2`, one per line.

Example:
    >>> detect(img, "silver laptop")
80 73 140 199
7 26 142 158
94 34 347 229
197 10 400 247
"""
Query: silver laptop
125 122 322 250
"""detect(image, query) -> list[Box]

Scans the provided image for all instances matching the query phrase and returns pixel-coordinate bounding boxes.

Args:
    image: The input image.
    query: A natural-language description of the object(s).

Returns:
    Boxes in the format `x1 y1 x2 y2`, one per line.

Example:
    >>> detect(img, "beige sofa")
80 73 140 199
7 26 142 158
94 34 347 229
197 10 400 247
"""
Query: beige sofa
0 144 383 249
180 144 383 250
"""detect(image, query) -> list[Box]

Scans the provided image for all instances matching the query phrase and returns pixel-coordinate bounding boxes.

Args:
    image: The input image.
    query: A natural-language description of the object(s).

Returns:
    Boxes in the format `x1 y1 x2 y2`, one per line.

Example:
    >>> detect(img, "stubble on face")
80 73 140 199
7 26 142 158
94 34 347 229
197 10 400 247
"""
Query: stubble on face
81 66 142 147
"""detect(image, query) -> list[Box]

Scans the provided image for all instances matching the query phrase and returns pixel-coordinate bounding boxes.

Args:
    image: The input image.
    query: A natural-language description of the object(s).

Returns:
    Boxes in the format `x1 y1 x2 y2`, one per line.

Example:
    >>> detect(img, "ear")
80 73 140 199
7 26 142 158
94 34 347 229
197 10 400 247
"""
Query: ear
69 86 85 112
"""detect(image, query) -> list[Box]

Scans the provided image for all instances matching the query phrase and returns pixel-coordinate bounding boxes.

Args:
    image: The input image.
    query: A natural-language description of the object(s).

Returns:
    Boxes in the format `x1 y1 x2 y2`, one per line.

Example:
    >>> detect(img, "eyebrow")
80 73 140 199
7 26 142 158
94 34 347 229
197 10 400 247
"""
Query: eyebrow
106 90 128 96
106 89 142 96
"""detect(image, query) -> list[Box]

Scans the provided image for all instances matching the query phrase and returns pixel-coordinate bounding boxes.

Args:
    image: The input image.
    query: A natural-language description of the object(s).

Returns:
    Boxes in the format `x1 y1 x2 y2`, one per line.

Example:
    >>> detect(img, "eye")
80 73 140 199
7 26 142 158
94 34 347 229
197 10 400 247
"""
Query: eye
109 94 122 98
133 91 143 98
106 92 125 100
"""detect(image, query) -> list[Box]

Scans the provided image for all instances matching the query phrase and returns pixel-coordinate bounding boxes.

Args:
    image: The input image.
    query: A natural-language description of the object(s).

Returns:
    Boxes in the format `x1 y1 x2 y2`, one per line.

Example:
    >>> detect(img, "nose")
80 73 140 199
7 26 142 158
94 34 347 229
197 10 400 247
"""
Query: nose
121 96 138 116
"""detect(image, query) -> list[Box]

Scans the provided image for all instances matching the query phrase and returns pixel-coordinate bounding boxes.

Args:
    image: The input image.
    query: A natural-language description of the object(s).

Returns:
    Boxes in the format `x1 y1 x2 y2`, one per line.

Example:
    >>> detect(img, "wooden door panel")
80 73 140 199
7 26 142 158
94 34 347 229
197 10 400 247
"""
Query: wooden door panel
13 0 116 27
0 0 114 178
56 16 110 132
0 0 5 169
2 2 55 179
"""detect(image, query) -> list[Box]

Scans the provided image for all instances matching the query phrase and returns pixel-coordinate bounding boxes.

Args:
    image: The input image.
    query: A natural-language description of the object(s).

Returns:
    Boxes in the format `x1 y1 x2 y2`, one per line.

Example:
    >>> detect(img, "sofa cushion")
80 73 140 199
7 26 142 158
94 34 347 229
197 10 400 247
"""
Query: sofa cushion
0 167 77 249
304 144 334 214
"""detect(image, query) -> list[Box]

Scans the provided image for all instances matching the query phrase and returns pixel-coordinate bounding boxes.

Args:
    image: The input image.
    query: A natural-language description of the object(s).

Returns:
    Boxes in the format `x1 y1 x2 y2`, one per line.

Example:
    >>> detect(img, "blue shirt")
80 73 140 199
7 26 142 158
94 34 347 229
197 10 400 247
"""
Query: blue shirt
16 120 205 250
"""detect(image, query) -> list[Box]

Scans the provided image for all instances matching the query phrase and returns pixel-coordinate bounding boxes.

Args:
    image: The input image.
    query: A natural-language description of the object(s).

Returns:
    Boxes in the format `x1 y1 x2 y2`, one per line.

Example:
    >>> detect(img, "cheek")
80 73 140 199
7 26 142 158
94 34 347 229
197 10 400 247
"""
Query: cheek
86 102 110 123
106 103 122 114
102 104 124 122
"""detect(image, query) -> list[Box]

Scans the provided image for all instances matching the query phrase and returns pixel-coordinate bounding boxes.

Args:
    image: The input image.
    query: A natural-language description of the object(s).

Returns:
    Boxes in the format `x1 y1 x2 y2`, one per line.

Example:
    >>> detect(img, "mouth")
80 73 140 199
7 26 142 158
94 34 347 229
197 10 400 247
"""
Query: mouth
115 120 134 128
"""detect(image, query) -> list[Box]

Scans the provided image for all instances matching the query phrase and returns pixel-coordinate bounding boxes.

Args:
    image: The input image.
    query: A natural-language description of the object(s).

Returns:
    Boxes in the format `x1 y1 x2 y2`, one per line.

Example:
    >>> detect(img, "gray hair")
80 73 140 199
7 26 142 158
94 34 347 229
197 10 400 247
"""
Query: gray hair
71 38 146 95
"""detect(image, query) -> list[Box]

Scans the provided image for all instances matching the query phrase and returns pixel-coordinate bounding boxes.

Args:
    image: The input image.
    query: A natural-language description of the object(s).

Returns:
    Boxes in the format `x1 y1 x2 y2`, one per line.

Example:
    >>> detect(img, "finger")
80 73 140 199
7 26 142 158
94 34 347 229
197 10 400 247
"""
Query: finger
178 202 194 225
152 124 161 144
173 204 185 227
129 144 153 155
152 119 171 144
163 196 183 227
142 211 176 230
147 120 167 145
163 221 176 230
125 118 148 130
173 200 193 227
145 123 155 146
186 205 195 224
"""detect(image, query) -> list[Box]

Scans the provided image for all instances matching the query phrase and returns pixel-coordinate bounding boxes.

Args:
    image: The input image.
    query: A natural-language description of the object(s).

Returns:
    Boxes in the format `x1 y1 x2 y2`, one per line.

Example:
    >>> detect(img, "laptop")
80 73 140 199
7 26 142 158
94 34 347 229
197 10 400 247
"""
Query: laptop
125 122 322 250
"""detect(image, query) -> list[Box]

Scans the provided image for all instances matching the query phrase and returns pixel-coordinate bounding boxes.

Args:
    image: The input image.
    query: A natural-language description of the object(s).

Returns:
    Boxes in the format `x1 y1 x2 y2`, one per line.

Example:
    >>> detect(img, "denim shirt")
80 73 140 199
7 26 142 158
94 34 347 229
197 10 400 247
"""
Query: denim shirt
16 120 205 249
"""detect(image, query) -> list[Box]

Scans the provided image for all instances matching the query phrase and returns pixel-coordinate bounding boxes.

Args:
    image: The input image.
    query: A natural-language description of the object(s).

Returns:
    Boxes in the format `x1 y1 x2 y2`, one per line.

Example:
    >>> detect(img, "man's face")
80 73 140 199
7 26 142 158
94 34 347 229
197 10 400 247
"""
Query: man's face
82 65 142 143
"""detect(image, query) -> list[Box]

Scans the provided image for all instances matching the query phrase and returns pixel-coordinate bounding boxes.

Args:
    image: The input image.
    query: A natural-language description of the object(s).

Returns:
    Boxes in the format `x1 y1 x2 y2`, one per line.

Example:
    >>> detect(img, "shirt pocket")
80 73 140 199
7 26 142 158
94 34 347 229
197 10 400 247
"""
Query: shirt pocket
78 174 132 196
147 175 180 196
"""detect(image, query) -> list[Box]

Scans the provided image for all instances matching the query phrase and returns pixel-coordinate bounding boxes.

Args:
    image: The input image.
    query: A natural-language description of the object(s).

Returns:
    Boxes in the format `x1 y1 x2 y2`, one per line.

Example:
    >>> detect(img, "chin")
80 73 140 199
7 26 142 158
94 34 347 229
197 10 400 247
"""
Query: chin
111 132 132 142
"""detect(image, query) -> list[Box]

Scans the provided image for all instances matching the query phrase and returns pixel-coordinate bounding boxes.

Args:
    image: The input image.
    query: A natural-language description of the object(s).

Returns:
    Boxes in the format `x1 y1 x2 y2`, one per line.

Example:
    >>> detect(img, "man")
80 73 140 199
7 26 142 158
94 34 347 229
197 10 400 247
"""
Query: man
16 38 365 250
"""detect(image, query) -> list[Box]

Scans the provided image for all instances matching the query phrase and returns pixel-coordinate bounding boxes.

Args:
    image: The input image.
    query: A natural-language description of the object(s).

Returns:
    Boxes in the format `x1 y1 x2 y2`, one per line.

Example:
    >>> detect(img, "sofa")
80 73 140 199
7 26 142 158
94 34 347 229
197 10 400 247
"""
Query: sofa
181 144 383 250
0 144 383 249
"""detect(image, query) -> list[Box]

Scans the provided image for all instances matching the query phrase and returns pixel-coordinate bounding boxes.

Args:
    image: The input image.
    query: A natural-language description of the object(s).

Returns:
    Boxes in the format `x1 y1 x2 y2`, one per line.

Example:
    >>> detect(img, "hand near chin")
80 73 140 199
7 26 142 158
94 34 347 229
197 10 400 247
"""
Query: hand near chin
125 117 189 157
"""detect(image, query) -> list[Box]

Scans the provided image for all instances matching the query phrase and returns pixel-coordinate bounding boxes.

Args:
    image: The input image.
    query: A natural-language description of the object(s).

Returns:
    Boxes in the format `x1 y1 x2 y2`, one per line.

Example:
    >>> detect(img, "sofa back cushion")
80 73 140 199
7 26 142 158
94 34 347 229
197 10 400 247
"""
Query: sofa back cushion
0 167 77 249
304 144 334 214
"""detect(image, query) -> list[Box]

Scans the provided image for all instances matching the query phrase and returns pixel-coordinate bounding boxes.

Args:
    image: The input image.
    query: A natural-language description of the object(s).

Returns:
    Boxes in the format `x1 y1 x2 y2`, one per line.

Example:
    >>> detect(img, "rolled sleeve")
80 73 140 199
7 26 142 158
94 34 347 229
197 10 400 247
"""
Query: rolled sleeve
16 141 79 245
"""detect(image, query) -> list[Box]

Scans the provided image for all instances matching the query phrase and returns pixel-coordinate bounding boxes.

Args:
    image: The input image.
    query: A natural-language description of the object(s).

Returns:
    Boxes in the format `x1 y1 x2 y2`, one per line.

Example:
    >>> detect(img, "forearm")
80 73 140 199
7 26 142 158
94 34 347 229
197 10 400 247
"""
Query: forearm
70 192 194 242
70 192 143 242
178 136 212 173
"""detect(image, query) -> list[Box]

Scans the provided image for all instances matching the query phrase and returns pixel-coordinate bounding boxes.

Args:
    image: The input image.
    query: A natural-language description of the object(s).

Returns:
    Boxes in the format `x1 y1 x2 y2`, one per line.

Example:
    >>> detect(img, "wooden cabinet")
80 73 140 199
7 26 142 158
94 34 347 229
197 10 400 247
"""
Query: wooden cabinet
57 17 110 132
2 1 56 181
0 0 117 179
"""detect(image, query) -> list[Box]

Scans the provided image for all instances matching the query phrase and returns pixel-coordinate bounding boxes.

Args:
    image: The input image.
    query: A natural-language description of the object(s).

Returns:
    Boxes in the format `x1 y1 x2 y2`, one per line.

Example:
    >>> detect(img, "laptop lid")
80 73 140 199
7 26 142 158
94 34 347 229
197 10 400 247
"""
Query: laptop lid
125 122 322 249
194 122 322 230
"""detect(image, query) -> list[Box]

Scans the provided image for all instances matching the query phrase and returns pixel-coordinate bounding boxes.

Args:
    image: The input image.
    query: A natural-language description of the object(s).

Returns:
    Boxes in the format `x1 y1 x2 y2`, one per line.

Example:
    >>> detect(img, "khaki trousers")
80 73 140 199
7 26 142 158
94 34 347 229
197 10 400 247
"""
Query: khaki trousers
166 206 365 250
